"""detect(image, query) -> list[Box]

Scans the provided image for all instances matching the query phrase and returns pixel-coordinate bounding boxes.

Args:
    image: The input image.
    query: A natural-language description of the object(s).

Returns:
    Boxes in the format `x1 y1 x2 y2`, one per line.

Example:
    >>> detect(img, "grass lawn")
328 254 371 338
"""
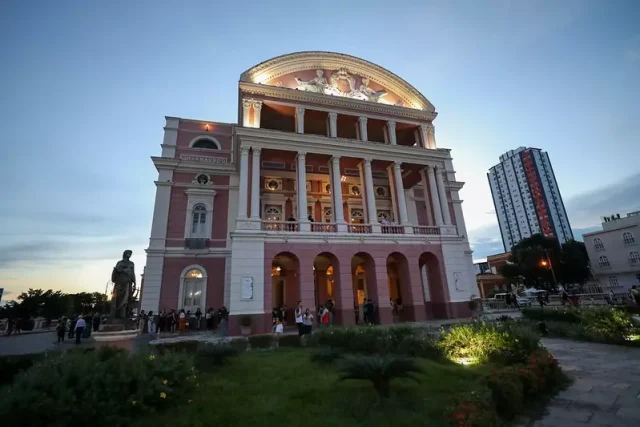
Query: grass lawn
138 348 491 427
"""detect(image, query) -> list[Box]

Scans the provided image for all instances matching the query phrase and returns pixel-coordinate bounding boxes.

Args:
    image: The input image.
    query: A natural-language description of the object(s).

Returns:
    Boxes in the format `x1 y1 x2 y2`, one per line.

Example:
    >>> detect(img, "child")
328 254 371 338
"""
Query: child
273 320 284 348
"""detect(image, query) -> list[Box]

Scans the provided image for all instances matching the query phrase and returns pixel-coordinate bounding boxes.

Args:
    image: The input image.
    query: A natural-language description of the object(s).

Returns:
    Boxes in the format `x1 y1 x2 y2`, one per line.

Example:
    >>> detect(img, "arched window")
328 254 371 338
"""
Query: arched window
630 251 640 264
191 204 207 236
265 207 281 221
598 256 610 268
593 238 604 250
191 138 220 149
181 267 206 312
623 232 635 245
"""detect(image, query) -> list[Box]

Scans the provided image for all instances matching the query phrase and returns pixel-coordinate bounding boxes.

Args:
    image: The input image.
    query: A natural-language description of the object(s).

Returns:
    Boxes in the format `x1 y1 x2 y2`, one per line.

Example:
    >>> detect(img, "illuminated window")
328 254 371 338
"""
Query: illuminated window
265 207 282 221
182 267 205 311
191 204 207 236
623 232 635 245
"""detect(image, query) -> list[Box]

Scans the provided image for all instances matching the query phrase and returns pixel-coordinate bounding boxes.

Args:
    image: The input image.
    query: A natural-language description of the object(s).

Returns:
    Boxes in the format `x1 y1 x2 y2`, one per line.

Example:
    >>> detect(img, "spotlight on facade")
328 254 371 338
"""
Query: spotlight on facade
340 175 347 182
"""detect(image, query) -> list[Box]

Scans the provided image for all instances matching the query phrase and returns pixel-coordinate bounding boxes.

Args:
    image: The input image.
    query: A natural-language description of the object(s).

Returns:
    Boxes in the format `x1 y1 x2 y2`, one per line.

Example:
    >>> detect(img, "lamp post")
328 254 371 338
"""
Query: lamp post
541 249 558 289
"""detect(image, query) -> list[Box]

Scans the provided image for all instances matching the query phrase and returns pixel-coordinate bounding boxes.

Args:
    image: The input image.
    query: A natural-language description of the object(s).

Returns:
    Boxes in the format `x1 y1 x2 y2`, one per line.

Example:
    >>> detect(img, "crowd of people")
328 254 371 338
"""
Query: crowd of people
136 306 230 336
54 312 101 344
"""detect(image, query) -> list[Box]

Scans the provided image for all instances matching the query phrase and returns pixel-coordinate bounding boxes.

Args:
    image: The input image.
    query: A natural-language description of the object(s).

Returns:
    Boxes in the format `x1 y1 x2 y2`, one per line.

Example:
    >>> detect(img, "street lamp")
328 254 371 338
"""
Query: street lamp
540 249 557 289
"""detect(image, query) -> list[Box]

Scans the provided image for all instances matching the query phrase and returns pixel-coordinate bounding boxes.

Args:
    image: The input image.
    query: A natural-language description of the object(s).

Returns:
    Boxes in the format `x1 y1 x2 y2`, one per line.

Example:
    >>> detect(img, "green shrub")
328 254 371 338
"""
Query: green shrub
0 353 44 386
445 388 498 426
581 307 635 343
227 338 248 352
338 355 423 398
439 321 539 365
195 343 238 370
521 306 582 323
277 334 302 348
152 340 199 354
309 348 343 365
0 347 196 427
248 334 274 349
306 325 442 359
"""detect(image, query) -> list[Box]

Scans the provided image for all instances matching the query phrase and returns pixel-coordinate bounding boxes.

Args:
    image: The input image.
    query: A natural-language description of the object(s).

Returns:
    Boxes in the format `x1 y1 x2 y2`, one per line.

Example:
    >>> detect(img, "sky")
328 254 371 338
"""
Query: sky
1 0 639 301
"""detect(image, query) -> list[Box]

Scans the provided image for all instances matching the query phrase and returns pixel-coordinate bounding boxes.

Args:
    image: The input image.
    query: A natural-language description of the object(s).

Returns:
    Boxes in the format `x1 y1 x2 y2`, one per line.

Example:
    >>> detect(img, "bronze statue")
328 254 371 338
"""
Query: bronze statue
110 250 136 319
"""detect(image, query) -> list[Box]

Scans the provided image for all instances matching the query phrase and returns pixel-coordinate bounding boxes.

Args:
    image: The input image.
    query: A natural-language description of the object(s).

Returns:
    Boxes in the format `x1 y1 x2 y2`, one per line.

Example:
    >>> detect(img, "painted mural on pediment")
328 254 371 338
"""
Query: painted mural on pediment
265 68 406 107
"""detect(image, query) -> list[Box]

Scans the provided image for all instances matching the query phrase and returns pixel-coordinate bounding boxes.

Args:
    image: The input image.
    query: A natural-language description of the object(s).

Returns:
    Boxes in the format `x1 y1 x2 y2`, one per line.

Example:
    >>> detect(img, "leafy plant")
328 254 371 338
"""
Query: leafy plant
309 348 342 365
337 355 423 398
445 388 498 427
277 334 301 348
0 347 196 427
248 335 273 349
521 306 582 323
0 353 44 386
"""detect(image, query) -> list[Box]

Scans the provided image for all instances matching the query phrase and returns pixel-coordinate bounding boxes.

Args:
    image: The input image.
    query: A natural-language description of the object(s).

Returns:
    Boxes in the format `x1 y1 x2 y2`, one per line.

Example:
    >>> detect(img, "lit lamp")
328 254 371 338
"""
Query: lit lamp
340 175 347 182
205 124 210 132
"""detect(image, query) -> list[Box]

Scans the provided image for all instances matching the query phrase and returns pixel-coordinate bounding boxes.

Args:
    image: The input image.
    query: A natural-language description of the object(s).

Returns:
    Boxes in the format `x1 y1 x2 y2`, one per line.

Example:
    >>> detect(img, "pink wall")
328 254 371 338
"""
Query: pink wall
158 257 227 311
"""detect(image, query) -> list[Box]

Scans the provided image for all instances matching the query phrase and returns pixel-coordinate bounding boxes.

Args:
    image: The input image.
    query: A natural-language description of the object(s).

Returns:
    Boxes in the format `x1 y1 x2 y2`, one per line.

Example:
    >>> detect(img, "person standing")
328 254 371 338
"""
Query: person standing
68 317 76 339
74 316 86 344
195 308 202 332
178 309 187 334
320 305 330 328
92 312 101 333
138 310 146 333
147 311 155 336
56 318 66 344
303 309 314 335
295 301 304 336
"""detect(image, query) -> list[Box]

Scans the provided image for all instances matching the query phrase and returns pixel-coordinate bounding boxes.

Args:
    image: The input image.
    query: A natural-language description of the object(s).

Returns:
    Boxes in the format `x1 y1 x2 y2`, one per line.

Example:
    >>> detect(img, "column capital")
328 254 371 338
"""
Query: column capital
328 112 338 120
387 120 396 129
297 151 307 160
242 99 253 108
393 161 402 169
252 100 262 110
362 158 372 167
358 116 368 124
331 155 341 165
419 123 428 131
240 146 250 155
296 106 305 116
427 122 435 130
252 147 262 155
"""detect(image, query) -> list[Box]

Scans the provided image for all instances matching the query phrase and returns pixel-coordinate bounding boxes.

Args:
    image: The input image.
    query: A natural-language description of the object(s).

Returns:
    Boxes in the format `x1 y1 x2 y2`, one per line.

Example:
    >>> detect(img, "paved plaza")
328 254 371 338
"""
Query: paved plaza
532 338 640 426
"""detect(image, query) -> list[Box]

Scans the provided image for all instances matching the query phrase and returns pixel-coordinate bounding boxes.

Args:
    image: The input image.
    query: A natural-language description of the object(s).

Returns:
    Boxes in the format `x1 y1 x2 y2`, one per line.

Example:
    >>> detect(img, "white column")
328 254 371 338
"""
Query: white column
419 169 434 225
435 167 452 225
387 121 397 145
148 169 174 250
427 165 443 225
387 167 399 222
331 157 346 231
427 124 437 149
237 147 250 219
252 101 262 129
392 162 409 225
250 148 261 220
296 107 305 134
297 152 309 230
362 159 377 228
419 124 429 148
328 112 338 138
358 116 368 141
242 99 252 127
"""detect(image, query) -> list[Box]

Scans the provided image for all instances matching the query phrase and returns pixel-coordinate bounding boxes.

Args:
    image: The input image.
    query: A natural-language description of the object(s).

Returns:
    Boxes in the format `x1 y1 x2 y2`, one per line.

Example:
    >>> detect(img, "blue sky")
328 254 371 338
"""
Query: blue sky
1 0 639 301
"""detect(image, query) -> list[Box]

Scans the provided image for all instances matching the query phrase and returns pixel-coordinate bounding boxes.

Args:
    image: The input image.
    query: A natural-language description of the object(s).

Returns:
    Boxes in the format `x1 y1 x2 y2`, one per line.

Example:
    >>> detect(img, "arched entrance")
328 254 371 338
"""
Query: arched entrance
351 252 378 324
271 252 299 323
386 252 413 322
419 252 448 319
313 252 340 324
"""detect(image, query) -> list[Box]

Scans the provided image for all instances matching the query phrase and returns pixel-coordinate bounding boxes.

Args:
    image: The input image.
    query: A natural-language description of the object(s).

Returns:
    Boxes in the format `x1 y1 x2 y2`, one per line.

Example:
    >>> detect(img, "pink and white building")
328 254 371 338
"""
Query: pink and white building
140 52 477 334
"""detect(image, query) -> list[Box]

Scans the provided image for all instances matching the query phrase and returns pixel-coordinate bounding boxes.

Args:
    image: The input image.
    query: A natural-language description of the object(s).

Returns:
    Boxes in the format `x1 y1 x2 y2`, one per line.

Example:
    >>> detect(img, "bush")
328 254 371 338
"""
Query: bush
0 353 44 387
521 306 582 323
439 321 539 365
152 340 199 354
277 334 302 348
445 388 498 427
306 325 443 359
195 343 238 370
309 348 343 365
338 355 423 398
581 307 635 343
228 338 249 352
248 334 274 349
0 347 196 427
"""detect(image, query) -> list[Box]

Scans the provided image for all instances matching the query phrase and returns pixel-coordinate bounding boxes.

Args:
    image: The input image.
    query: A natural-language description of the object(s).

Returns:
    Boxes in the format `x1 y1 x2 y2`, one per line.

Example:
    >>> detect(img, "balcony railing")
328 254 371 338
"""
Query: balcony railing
412 226 441 236
261 220 299 232
348 224 372 234
381 225 405 234
311 223 337 233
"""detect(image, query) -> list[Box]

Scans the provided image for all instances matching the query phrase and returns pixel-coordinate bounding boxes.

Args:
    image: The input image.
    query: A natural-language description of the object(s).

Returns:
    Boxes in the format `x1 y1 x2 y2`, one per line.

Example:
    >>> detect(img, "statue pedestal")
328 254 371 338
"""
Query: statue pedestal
93 318 139 345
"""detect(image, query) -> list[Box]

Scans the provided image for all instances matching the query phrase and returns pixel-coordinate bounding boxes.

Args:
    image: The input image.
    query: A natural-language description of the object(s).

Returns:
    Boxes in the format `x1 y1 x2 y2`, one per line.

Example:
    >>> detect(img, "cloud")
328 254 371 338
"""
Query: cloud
565 172 640 229
467 222 506 261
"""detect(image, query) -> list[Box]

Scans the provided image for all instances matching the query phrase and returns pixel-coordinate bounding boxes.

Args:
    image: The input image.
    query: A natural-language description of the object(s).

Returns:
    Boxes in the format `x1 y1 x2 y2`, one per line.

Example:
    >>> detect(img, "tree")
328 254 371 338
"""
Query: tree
0 289 109 320
499 234 591 291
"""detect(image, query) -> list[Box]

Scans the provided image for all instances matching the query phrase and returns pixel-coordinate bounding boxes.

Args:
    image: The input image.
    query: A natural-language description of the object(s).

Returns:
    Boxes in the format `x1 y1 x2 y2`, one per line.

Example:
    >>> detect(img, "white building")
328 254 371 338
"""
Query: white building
487 147 573 251
584 212 640 293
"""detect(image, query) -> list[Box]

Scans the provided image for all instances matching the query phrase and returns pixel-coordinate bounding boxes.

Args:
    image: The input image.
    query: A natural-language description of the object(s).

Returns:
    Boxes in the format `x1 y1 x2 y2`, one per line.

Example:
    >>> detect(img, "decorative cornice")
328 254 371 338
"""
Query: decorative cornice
239 51 435 112
239 82 436 123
